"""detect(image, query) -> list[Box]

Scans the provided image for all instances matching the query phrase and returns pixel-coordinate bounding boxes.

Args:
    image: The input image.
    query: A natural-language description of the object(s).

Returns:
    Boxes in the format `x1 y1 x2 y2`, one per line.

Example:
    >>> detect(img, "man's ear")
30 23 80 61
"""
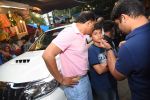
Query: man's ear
85 20 92 26
121 14 129 23
85 20 90 26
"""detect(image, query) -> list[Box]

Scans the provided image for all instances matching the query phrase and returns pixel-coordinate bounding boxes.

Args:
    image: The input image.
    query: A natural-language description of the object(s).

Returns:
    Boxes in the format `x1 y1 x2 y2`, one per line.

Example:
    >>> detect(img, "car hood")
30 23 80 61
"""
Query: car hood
0 50 61 83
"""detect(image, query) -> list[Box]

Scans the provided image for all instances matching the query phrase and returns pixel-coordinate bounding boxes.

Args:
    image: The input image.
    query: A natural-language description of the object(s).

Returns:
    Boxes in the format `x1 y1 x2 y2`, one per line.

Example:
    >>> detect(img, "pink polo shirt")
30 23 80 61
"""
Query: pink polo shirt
52 23 88 77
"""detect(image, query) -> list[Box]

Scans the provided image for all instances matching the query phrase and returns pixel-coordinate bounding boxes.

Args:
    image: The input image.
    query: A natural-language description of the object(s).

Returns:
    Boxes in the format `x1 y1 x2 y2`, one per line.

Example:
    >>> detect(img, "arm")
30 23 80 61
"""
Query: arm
106 50 126 81
42 43 79 86
101 39 126 81
119 41 126 47
93 63 108 74
42 43 62 83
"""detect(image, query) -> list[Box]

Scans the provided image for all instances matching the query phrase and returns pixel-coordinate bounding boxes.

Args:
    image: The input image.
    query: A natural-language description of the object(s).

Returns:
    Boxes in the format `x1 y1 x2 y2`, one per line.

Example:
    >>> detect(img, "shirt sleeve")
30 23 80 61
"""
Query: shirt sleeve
115 45 135 76
52 28 74 51
88 48 99 66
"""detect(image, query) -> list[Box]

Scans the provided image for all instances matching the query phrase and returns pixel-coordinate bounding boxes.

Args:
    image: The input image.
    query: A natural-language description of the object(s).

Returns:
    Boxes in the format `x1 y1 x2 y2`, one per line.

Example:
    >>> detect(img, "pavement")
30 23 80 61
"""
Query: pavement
92 79 131 100
117 79 131 100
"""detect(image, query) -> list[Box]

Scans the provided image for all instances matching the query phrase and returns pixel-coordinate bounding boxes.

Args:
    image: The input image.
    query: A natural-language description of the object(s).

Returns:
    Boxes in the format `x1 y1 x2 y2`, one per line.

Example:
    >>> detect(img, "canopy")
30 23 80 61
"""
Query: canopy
6 0 85 14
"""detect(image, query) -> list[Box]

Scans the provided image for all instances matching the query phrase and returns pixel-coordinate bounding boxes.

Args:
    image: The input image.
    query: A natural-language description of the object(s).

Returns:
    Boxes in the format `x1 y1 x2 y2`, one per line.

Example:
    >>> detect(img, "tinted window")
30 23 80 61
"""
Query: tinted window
29 28 64 51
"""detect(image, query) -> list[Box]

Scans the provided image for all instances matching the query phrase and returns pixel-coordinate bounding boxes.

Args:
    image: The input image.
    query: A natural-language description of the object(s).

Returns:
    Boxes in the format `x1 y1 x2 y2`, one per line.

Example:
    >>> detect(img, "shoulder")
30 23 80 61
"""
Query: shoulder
88 44 97 51
88 45 101 56
57 26 76 39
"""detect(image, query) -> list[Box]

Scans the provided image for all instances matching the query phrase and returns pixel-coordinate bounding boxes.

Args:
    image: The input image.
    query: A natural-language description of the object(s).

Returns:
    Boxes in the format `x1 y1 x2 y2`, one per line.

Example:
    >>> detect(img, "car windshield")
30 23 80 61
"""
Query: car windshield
28 27 65 51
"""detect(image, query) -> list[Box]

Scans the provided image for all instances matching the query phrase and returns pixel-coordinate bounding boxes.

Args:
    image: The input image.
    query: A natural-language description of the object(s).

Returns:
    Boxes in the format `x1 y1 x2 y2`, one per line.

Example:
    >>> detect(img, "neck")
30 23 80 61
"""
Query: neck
131 16 149 31
76 23 86 35
93 42 101 47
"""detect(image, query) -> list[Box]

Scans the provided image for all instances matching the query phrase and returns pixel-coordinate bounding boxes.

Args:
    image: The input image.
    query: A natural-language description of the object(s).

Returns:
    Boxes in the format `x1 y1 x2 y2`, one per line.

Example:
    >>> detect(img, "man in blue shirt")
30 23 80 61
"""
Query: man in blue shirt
101 0 150 100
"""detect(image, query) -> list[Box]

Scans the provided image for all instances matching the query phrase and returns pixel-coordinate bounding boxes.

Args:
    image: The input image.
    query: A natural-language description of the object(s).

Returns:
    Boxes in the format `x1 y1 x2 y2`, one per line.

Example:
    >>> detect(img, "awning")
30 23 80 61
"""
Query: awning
5 0 85 14
0 0 30 10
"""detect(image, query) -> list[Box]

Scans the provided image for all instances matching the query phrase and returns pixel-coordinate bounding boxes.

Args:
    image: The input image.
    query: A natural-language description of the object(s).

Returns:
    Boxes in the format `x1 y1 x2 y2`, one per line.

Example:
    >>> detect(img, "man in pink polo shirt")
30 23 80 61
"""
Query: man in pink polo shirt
42 11 96 100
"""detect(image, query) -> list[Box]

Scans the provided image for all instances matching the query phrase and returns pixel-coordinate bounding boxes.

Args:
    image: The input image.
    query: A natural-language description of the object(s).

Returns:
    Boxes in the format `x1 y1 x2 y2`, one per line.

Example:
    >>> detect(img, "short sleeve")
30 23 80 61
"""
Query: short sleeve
115 45 135 76
52 27 74 51
88 48 99 66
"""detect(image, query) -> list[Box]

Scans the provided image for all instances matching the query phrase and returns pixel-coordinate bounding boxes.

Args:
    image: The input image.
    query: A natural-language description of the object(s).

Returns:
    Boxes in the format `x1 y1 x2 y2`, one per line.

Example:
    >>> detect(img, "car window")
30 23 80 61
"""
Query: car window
29 28 64 51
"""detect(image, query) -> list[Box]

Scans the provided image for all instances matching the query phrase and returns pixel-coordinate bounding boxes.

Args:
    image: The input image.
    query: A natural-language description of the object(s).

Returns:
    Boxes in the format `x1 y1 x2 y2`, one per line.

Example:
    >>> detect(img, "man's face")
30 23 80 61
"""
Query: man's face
115 15 131 34
86 20 96 35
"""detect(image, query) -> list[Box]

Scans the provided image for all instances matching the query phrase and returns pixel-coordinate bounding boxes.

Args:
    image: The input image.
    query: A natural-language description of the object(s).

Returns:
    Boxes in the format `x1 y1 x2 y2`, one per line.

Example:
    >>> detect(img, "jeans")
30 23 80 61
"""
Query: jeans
63 75 93 100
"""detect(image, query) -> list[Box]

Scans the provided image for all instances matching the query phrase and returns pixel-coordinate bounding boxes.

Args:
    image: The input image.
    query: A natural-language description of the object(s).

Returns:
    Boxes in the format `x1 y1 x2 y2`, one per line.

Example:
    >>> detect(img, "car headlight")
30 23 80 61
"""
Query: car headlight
24 77 59 100
0 76 59 100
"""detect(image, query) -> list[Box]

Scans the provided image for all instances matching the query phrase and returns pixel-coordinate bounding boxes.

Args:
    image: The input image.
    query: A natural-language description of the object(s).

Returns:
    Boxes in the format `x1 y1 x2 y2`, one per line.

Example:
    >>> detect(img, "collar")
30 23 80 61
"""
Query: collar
126 22 150 40
72 23 85 37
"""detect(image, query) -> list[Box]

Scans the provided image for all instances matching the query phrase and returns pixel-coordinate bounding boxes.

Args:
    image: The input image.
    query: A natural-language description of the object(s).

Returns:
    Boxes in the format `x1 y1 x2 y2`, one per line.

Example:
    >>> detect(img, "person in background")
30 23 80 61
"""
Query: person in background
0 45 16 63
88 22 118 100
20 35 32 52
0 53 2 65
0 43 3 65
34 24 43 41
102 20 118 54
42 11 96 100
101 0 150 100
97 17 104 23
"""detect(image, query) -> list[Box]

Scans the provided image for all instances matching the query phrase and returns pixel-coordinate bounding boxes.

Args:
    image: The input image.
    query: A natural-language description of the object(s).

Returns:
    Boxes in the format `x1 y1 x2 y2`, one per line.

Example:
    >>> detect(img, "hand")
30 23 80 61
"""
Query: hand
119 41 126 47
100 39 112 49
61 76 80 87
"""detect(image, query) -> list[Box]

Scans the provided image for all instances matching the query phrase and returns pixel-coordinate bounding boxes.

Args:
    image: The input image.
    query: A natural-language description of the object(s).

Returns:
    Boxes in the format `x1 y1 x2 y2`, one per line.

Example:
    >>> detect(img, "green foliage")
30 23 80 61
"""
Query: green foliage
79 0 116 19
25 12 46 25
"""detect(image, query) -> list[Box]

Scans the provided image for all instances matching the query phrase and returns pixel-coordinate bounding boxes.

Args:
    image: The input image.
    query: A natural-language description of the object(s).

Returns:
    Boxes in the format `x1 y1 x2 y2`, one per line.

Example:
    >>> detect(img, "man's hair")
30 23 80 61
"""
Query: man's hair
93 20 114 32
76 11 96 23
93 21 103 31
111 0 145 20
102 20 115 32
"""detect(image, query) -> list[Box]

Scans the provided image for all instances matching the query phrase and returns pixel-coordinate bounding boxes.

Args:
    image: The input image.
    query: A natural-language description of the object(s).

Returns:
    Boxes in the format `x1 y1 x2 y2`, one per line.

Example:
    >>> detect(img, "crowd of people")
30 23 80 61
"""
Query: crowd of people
0 23 45 65
0 35 32 65
43 0 150 100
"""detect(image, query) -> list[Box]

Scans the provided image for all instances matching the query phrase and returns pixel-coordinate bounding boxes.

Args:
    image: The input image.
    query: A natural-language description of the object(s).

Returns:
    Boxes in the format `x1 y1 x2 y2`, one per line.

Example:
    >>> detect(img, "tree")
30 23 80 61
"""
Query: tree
81 0 116 19
25 12 46 25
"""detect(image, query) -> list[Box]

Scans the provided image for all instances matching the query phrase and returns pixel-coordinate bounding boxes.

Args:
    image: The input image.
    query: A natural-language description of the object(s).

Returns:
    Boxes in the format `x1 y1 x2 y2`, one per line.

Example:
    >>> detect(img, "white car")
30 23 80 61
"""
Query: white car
0 25 71 100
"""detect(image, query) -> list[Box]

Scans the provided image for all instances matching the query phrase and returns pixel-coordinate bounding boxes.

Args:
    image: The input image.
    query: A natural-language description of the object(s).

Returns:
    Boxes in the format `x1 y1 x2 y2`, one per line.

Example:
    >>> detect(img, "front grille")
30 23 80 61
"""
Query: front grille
0 79 59 100
0 82 27 100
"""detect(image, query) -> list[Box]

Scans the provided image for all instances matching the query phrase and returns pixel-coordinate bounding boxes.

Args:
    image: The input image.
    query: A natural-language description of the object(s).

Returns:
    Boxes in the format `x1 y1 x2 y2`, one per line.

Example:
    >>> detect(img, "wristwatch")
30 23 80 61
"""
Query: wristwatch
106 48 113 52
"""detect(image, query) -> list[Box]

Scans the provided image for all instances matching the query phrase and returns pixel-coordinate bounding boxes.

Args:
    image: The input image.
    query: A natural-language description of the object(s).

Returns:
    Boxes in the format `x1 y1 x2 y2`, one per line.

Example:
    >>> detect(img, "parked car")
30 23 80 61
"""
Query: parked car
0 24 71 100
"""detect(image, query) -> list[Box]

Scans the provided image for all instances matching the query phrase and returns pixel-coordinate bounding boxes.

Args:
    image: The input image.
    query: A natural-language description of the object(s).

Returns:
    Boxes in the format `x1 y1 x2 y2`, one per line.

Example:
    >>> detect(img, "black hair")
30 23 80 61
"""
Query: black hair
111 0 145 20
21 35 29 42
93 20 115 32
76 11 97 23
102 20 115 32
93 21 103 31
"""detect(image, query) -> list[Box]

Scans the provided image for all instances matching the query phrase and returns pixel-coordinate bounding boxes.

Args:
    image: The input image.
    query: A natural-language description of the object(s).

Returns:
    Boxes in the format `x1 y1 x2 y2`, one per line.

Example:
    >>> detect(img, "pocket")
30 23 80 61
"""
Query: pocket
63 86 78 99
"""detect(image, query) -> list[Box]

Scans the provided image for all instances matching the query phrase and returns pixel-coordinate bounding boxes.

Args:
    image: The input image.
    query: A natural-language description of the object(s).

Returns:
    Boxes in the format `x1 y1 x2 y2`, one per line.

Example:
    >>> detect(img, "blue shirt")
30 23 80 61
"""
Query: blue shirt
0 54 3 65
116 22 150 100
88 44 117 92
